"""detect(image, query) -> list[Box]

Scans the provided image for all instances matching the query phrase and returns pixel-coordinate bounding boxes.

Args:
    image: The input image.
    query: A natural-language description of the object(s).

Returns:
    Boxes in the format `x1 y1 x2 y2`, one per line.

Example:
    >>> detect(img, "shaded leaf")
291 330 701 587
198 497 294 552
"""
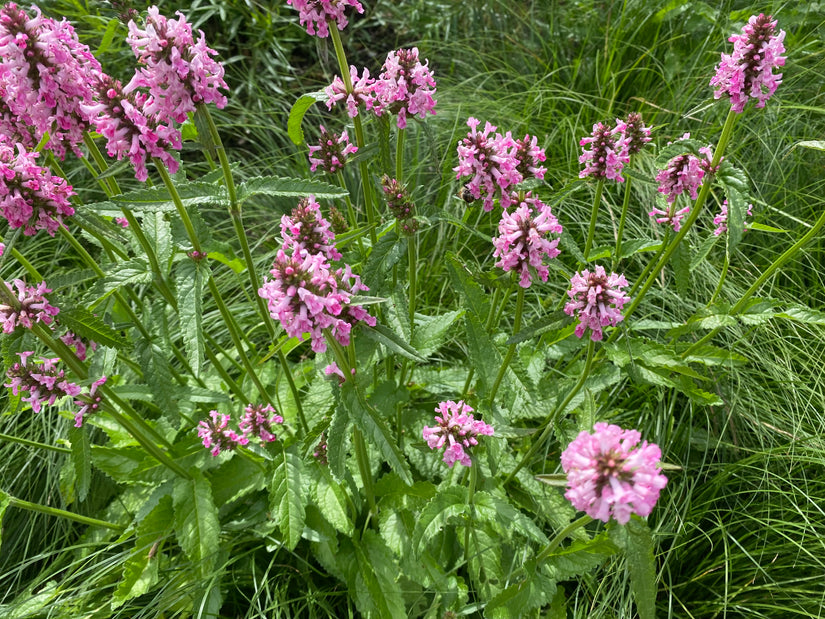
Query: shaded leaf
412 309 464 357
175 260 205 377
85 182 228 214
269 446 306 550
57 306 129 350
288 91 327 145
610 519 657 619
412 486 468 555
237 176 347 204
361 323 426 362
173 471 220 576
310 464 353 536
68 425 91 503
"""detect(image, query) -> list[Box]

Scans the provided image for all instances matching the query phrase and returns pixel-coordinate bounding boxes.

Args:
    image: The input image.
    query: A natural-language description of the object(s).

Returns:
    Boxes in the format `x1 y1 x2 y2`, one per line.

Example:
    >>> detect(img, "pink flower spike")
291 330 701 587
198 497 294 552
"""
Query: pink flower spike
280 196 342 261
5 353 80 414
564 266 631 341
0 279 60 333
713 199 753 236
286 0 364 38
561 422 668 524
324 66 375 118
710 14 786 113
579 122 628 182
422 400 494 468
613 112 651 157
372 47 437 129
197 409 247 456
655 143 719 205
308 125 357 174
239 403 283 443
73 376 106 427
492 192 562 288
648 203 691 232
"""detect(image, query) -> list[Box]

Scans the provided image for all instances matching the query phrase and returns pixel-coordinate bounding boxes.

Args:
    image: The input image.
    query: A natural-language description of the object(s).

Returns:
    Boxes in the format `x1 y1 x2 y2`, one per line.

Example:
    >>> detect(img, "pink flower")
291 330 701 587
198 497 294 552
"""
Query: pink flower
0 242 4 256
314 432 328 464
0 3 103 159
381 175 419 235
82 74 181 182
453 117 521 211
239 403 283 443
648 203 691 232
564 266 631 341
0 279 59 333
371 47 436 129
0 142 74 236
561 422 668 524
511 133 548 181
60 331 97 361
578 122 628 182
655 144 717 204
73 376 106 427
325 66 374 118
308 124 357 174
125 6 228 123
613 112 651 157
286 0 364 38
713 199 753 236
115 217 129 227
5 352 80 413
197 410 247 456
492 192 562 288
280 195 341 261
258 248 376 353
710 14 786 113
422 400 494 468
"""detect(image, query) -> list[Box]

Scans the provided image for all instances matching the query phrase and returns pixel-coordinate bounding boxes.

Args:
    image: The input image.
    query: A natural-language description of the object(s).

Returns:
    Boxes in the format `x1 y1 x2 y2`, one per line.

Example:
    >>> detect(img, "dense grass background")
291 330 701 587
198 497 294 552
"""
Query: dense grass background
1 0 824 617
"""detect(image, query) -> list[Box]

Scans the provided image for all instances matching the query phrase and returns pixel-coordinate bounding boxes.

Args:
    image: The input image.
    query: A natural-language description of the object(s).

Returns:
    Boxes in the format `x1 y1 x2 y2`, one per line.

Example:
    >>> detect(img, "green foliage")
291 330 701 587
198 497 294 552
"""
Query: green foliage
173 471 221 577
269 445 306 551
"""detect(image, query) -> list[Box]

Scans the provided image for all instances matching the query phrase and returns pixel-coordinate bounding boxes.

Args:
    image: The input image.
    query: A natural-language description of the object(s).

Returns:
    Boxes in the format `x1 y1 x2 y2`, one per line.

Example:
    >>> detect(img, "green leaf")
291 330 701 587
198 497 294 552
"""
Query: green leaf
412 486 469 555
363 232 405 297
136 338 178 423
507 310 571 345
173 471 220 577
210 454 266 507
622 168 657 185
88 259 153 305
544 531 619 581
464 313 502 397
360 323 426 362
683 344 748 366
689 233 719 271
85 182 228 214
620 238 662 259
352 530 406 618
774 304 825 325
310 464 353 536
611 519 658 619
326 403 351 482
143 211 173 273
92 446 148 481
112 496 172 608
56 306 128 350
175 260 205 378
68 425 91 503
0 490 9 549
236 176 348 204
717 162 750 253
671 237 690 297
748 222 787 234
654 138 707 166
288 91 327 145
445 253 490 320
411 310 464 357
193 105 217 157
269 446 306 551
484 560 557 619
94 18 119 56
472 492 548 544
341 382 412 485
793 139 825 152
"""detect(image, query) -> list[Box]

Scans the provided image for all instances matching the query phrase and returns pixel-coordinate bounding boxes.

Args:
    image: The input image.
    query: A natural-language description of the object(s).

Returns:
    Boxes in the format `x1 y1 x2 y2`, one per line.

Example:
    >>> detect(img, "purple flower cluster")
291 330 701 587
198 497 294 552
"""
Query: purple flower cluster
197 410 248 456
422 400 494 468
648 203 691 232
564 266 631 341
710 14 786 113
614 112 652 157
371 47 437 129
82 75 181 182
0 3 102 159
239 403 284 443
60 331 97 361
453 117 547 211
73 376 106 427
1 279 59 333
713 199 753 236
259 198 375 354
561 422 668 524
125 6 228 123
286 0 364 38
308 125 357 174
492 192 562 288
655 140 717 205
0 142 75 236
578 122 628 182
5 351 80 413
280 196 342 261
381 175 418 236
325 65 374 118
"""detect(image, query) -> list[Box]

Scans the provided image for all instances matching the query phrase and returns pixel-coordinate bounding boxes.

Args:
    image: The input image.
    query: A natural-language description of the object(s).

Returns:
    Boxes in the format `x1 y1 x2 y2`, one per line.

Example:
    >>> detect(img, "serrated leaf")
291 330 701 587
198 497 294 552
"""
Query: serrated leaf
683 345 748 366
352 530 406 618
327 403 351 481
0 490 9 549
445 254 490 320
363 232 405 297
136 338 178 422
671 237 690 297
464 313 501 397
774 304 825 325
484 560 557 619
412 486 469 555
544 531 619 581
361 323 426 362
288 91 327 145
310 464 353 536
620 238 662 258
411 309 464 357
654 138 707 166
173 471 220 576
611 519 657 619
341 381 412 485
88 259 153 305
68 425 91 503
85 182 228 214
270 446 306 551
507 310 571 345
210 454 266 507
793 140 825 152
472 492 548 544
92 446 147 481
718 162 750 253
690 233 719 271
193 105 216 157
236 176 348 204
176 260 204 378
143 211 173 273
57 306 128 350
622 168 656 185
112 496 172 608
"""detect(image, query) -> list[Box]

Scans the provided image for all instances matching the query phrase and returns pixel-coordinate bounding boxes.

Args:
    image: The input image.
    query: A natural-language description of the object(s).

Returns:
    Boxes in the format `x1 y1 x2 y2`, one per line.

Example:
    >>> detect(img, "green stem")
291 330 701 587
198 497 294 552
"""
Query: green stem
463 462 478 568
408 233 417 340
628 228 670 298
707 250 729 307
504 339 596 486
621 108 738 325
155 160 202 253
488 286 525 405
352 427 376 514
614 175 633 268
83 133 120 196
395 128 405 183
6 494 126 531
0 432 71 454
535 515 593 564
583 180 604 262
